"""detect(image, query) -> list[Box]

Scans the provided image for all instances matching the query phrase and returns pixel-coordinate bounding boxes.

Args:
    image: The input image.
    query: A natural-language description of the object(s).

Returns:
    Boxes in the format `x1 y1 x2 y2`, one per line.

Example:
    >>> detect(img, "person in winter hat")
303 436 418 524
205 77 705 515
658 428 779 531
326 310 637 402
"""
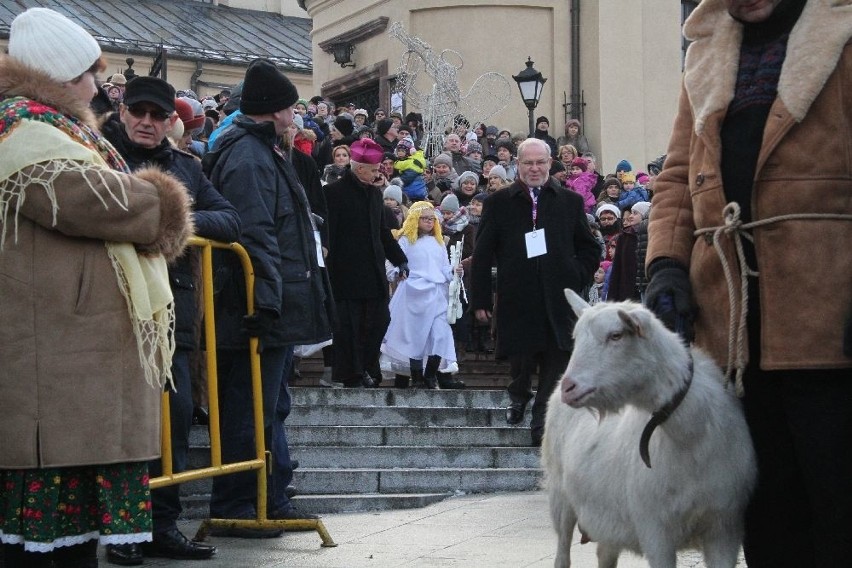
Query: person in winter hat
353 108 369 126
1 7 194 565
383 182 409 227
533 115 558 158
454 170 481 206
616 171 650 210
615 159 632 179
431 152 459 196
566 156 598 214
588 260 613 305
313 114 355 171
556 118 591 156
394 140 428 201
205 57 330 531
486 164 510 193
597 176 623 206
595 202 622 246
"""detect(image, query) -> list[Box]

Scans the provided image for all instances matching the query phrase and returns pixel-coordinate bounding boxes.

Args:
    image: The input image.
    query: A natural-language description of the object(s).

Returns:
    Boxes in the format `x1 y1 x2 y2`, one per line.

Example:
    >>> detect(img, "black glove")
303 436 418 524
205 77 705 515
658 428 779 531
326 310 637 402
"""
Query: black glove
644 260 696 343
241 309 277 338
398 262 410 279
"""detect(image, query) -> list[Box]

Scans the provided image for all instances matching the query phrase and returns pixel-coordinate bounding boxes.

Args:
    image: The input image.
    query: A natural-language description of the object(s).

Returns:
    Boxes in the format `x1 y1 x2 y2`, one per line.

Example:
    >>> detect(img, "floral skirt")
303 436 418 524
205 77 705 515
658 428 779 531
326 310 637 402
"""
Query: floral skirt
0 462 152 552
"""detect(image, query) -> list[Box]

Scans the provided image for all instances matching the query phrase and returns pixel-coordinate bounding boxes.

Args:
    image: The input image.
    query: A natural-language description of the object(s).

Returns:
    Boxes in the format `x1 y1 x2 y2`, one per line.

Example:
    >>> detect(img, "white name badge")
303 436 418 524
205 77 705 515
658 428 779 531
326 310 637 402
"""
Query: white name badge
525 228 547 258
314 230 325 267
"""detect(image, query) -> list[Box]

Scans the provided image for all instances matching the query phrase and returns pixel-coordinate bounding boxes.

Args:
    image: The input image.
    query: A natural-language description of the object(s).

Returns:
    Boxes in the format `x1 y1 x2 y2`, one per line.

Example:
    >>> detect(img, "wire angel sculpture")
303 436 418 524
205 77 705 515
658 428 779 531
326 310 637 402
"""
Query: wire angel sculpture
389 22 511 158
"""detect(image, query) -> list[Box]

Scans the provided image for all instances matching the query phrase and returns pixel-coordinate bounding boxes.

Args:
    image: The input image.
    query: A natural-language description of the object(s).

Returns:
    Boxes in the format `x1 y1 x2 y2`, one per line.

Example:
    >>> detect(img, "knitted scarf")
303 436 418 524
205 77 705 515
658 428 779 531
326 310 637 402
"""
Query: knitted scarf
0 96 175 389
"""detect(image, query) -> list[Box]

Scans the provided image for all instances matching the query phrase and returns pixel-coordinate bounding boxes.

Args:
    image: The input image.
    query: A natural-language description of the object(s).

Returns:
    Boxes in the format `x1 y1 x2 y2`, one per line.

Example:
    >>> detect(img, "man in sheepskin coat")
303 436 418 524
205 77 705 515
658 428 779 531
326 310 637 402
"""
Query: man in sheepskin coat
645 1 852 566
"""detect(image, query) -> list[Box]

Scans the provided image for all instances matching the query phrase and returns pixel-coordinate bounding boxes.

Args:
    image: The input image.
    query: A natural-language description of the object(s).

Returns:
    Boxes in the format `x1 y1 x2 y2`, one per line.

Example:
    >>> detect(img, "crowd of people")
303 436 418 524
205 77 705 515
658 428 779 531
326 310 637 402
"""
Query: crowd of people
1 2 850 567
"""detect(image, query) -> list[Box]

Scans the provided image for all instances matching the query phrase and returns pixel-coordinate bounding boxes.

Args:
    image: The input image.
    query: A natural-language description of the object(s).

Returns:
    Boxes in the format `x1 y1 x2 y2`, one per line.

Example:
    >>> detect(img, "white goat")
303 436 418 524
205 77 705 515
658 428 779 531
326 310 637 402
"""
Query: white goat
541 290 756 568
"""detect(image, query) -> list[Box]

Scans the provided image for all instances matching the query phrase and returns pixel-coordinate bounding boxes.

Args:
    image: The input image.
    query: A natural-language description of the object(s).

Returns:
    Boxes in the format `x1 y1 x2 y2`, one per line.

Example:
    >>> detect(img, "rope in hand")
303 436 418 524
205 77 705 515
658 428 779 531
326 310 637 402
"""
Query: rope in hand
693 202 852 396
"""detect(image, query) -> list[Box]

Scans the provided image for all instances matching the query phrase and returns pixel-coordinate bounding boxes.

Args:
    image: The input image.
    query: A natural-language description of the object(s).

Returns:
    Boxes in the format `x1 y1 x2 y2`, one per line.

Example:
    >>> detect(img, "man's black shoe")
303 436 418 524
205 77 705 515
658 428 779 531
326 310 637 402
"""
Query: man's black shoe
506 402 527 425
285 485 298 499
530 430 543 447
105 544 143 566
140 528 216 560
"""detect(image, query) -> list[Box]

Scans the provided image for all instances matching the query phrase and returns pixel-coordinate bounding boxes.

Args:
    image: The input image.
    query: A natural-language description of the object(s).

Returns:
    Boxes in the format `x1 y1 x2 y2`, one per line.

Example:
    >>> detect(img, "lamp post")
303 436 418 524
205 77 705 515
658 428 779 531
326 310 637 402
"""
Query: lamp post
512 57 547 137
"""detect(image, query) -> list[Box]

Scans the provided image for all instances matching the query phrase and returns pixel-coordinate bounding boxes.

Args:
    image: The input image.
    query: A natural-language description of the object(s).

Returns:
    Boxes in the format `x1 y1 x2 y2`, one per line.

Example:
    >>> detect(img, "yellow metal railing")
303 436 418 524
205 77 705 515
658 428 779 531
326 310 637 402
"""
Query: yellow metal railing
150 236 336 547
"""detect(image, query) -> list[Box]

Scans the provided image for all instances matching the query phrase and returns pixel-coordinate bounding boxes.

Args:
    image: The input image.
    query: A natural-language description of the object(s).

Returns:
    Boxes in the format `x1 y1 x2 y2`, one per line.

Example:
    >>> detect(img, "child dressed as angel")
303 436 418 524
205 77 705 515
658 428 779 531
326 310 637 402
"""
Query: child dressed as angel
380 202 463 389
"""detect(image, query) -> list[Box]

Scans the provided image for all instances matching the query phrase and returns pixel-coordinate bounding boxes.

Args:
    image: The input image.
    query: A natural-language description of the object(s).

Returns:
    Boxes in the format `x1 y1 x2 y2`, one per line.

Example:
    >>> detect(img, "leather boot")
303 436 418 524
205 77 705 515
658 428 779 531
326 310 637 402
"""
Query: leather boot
422 356 440 389
410 367 424 388
394 374 410 388
437 371 465 389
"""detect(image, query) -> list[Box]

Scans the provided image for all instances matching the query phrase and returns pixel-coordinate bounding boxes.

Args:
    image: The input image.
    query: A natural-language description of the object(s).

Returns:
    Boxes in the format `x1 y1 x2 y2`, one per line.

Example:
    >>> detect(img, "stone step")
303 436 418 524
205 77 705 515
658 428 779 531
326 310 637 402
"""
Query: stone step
287 405 517 427
186 444 538 470
292 350 523 390
287 425 532 447
289 386 513 408
180 385 541 516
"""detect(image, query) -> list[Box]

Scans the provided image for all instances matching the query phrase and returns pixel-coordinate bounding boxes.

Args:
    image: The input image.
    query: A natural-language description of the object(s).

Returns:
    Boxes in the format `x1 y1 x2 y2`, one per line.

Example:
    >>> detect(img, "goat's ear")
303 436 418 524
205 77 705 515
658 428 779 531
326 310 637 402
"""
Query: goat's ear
617 309 644 337
564 288 590 316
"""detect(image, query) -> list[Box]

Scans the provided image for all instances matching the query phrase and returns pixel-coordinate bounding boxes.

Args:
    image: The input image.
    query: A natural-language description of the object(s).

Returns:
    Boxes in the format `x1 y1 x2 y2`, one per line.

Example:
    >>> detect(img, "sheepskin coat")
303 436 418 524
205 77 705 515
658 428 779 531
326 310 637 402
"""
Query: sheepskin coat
647 0 852 370
0 57 193 468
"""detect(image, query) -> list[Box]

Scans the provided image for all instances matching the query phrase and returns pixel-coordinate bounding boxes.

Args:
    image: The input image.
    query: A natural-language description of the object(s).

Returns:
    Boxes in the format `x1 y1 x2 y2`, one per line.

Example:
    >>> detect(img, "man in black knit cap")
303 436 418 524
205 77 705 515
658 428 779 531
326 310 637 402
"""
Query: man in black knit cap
202 58 333 537
645 1 852 566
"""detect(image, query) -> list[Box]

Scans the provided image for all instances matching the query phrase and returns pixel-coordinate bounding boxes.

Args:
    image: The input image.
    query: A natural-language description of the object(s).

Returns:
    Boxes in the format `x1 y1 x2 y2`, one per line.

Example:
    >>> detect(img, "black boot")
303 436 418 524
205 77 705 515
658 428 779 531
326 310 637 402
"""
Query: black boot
410 367 424 388
437 372 465 389
422 356 440 390
394 374 410 388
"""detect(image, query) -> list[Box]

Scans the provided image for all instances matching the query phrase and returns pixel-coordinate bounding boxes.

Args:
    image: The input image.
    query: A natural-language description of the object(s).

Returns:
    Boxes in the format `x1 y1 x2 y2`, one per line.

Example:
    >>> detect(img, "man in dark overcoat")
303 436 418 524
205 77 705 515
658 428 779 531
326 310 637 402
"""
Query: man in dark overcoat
471 138 600 446
324 138 408 387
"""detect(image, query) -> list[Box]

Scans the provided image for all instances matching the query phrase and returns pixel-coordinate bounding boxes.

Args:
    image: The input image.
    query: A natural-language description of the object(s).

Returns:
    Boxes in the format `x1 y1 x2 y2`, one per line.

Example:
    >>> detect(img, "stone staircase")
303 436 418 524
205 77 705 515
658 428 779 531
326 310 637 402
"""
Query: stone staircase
180 380 544 518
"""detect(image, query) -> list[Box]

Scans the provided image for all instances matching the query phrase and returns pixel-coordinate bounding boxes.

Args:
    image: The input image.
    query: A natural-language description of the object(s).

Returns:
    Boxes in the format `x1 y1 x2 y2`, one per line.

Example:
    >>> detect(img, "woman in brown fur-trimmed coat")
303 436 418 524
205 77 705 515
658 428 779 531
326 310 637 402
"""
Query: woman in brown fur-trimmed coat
0 8 192 566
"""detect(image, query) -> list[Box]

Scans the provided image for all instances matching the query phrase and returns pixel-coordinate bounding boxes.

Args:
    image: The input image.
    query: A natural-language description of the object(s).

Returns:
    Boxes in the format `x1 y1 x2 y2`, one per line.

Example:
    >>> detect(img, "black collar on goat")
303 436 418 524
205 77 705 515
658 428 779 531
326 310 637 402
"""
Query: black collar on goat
639 352 694 468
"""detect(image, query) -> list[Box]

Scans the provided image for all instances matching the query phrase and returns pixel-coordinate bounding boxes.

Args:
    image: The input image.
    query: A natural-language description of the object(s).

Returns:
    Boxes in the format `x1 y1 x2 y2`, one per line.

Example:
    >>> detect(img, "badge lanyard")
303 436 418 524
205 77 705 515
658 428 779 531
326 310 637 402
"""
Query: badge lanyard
525 188 547 258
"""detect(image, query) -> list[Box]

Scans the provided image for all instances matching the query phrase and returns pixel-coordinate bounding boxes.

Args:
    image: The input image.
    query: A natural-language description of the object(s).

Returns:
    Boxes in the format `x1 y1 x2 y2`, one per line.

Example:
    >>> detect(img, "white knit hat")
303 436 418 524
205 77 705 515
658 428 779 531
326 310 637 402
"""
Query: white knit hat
9 8 101 83
596 203 621 220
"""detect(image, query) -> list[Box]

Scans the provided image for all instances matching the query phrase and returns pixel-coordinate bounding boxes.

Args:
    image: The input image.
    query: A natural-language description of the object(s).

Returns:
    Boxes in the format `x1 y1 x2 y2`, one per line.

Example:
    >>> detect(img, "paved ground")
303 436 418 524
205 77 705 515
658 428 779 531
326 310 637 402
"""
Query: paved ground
103 490 745 567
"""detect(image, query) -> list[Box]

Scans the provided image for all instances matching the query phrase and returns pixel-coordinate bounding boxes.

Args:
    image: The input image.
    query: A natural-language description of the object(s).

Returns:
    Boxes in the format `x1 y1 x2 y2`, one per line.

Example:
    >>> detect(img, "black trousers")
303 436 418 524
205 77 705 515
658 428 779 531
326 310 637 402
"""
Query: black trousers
332 298 389 385
742 366 852 567
149 349 193 534
507 329 572 442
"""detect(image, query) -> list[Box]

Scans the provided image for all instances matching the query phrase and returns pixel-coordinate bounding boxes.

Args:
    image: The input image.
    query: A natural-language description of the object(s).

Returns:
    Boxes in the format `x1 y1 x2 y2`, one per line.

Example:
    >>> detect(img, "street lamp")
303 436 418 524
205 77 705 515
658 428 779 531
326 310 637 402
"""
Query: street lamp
512 57 547 137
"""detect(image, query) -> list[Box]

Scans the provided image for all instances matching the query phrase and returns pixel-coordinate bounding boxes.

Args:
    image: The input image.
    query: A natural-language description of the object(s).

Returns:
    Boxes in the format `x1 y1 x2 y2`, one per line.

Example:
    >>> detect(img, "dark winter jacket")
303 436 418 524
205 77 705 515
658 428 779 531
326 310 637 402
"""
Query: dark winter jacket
471 178 600 358
607 226 640 302
102 116 241 349
202 116 332 349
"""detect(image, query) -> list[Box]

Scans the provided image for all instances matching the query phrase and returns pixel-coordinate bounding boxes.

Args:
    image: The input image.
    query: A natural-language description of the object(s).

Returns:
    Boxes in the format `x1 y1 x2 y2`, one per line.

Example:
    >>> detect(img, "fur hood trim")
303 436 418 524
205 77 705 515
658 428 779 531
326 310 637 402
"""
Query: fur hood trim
0 55 96 129
683 0 852 134
133 165 194 263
